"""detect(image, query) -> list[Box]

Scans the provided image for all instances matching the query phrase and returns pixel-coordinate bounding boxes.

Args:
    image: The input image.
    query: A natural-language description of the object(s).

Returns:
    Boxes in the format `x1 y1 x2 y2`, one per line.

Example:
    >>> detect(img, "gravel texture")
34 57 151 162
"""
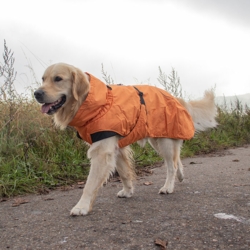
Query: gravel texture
0 146 250 249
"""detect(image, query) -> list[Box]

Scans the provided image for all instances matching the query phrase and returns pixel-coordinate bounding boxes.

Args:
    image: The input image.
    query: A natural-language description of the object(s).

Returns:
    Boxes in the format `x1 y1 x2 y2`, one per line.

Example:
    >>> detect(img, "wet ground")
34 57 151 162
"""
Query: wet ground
0 146 250 249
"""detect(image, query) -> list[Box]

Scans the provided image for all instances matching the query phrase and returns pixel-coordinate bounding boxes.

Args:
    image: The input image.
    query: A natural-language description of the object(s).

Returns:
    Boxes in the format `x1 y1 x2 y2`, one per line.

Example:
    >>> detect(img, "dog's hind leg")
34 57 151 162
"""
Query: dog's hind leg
148 138 160 153
175 140 184 182
70 137 118 216
152 138 180 194
149 138 184 183
116 146 136 198
176 155 184 182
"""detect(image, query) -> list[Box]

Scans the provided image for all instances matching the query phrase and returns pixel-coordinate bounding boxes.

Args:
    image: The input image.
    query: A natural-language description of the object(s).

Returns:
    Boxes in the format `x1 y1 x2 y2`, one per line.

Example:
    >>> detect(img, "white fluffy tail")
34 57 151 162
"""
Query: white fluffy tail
178 91 217 132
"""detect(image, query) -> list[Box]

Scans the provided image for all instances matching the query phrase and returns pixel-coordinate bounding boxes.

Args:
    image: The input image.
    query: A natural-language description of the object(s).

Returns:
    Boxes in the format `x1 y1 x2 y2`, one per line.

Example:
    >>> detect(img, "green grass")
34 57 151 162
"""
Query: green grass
1 97 250 197
182 103 250 157
0 100 90 197
1 41 250 197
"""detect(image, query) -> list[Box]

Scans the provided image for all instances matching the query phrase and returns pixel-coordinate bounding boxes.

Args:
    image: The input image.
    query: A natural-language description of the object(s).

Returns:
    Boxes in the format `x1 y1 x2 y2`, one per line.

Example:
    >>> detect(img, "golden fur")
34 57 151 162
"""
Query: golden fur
34 63 217 216
40 63 90 129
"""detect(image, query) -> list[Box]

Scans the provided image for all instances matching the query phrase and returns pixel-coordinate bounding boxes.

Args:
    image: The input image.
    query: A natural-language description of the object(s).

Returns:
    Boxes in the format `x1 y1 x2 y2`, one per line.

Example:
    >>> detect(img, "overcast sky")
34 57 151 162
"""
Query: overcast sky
1 0 250 98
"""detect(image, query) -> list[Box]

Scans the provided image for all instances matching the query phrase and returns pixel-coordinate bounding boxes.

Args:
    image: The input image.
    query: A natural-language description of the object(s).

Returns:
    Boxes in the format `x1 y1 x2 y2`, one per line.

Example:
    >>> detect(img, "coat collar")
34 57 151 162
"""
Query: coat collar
69 73 112 127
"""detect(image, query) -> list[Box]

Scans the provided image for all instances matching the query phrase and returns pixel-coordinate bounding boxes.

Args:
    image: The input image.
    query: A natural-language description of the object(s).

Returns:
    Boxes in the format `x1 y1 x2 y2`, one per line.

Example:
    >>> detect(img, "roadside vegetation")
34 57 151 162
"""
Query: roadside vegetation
1 40 250 197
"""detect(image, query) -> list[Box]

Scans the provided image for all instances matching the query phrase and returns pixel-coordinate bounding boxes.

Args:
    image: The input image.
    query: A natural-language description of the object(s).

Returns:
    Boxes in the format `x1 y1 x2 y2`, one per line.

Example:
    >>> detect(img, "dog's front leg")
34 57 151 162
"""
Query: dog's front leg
116 146 135 198
70 137 118 216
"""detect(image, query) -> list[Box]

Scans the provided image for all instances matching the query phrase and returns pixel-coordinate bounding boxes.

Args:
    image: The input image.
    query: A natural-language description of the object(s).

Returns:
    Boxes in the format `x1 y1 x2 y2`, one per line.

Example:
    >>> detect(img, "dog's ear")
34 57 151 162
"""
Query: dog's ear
72 68 89 101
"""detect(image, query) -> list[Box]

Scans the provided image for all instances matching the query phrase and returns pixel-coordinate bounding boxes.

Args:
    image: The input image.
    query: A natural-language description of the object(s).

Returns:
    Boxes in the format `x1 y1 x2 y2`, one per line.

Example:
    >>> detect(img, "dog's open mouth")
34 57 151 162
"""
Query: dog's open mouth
41 95 66 115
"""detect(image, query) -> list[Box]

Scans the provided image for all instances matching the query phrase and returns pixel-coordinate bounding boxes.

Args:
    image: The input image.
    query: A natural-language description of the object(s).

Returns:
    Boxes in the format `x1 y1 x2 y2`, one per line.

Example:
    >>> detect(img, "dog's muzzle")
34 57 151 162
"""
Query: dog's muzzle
34 89 66 115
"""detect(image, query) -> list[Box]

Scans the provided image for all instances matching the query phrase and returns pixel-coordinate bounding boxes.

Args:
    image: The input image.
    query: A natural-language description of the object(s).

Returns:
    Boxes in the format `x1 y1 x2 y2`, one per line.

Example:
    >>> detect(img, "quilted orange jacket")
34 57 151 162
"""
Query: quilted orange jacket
68 73 195 148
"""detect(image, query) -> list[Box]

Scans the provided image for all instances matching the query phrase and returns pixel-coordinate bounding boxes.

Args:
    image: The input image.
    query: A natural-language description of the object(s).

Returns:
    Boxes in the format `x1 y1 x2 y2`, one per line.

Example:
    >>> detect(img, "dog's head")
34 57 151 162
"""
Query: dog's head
34 63 89 129
34 63 89 116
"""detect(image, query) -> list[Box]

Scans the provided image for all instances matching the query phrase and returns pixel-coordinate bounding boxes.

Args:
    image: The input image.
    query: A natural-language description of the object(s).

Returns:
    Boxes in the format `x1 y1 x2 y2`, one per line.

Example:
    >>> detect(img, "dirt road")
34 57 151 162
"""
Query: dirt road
1 146 250 249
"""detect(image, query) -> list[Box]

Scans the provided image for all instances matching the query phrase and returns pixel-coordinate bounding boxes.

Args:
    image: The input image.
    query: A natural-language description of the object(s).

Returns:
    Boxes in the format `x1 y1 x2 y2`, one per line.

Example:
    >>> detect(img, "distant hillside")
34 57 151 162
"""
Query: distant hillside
215 93 250 109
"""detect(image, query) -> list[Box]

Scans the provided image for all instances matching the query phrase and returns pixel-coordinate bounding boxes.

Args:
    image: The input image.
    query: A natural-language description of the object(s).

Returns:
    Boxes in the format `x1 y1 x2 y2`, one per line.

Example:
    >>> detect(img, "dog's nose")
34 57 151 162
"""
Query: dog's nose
34 89 44 101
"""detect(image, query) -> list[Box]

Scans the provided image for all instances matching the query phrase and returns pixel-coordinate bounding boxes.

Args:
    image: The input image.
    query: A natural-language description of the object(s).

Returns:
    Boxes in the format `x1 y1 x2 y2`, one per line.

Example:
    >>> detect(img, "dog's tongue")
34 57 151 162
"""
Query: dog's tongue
41 103 54 113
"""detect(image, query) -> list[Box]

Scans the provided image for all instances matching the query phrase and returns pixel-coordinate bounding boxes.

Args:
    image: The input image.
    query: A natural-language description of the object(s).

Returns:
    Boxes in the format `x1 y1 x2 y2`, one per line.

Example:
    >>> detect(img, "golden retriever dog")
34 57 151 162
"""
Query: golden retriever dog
34 63 217 216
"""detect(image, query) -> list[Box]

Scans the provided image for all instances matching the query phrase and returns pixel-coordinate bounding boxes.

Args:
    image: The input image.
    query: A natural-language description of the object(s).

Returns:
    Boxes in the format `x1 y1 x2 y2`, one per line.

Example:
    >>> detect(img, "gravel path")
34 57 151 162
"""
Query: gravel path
1 146 250 249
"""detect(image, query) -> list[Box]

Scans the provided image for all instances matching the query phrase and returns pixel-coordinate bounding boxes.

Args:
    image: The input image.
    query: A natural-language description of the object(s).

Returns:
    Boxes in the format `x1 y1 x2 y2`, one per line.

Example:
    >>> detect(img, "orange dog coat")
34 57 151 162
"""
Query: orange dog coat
69 74 195 148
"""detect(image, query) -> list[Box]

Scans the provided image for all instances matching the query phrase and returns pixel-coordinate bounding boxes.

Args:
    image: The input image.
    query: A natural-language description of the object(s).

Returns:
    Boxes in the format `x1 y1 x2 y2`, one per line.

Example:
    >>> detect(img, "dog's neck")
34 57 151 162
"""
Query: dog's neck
54 72 90 130
82 72 90 102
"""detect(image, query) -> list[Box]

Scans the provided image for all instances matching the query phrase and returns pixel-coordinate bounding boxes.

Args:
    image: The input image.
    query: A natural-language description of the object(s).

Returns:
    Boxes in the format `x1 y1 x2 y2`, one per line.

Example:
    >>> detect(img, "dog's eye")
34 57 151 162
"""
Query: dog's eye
54 76 63 82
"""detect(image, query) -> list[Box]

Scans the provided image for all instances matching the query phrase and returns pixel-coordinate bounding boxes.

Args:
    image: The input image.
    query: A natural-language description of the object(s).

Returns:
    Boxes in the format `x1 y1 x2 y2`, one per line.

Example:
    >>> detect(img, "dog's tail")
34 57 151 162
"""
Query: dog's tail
177 90 217 132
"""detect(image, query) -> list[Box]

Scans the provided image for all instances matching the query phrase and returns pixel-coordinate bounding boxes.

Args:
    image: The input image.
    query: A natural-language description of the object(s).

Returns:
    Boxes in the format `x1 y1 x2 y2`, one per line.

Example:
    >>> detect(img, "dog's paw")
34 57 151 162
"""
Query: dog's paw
117 189 133 198
158 186 174 194
70 206 89 216
177 172 184 182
